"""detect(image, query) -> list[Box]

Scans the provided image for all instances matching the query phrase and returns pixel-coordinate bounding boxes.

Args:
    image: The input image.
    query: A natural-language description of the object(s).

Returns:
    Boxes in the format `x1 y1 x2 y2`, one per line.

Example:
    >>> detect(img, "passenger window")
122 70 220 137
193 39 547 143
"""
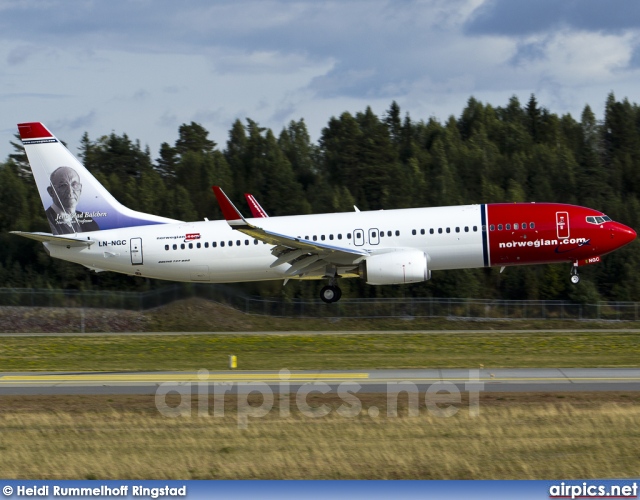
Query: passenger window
514 223 519 230
321 235 325 241
254 239 258 245
438 228 443 234
429 229 434 234
172 244 177 250
165 245 169 250
412 229 416 235
329 234 334 240
395 230 400 236
473 226 478 232
371 232 377 238
498 224 503 230
305 236 309 240
530 222 535 229
205 242 209 248
212 242 217 248
313 236 317 241
387 231 392 237
197 242 202 248
506 224 511 230
522 222 526 229
455 227 460 233
221 242 225 247
229 241 234 247
347 233 351 239
446 228 450 233
245 240 249 245
338 234 342 240
489 225 494 231
181 243 185 250
421 229 425 235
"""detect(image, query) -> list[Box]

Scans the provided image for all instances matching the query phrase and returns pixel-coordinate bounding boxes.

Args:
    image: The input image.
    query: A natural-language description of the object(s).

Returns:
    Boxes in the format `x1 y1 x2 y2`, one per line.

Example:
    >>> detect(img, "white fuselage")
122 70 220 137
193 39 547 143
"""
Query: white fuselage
45 205 486 283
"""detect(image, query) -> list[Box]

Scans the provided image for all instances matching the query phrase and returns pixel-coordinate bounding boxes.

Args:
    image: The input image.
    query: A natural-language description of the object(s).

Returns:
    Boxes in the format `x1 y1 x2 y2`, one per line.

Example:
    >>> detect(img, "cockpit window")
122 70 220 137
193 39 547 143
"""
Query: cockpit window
587 215 612 224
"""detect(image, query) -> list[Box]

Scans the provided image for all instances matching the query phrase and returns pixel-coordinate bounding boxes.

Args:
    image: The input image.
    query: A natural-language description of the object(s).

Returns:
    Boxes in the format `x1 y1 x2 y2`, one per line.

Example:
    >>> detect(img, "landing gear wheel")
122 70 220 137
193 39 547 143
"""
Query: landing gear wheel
320 285 342 303
570 263 580 284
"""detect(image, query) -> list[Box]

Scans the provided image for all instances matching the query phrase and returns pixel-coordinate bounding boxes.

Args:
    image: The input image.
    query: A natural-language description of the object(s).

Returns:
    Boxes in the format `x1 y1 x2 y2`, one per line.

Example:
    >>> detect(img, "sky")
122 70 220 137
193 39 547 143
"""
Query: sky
2 0 640 162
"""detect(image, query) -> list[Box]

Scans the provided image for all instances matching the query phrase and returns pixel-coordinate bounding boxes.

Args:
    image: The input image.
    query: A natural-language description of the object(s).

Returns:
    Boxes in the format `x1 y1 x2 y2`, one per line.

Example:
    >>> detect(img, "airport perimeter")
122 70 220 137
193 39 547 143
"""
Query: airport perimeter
0 285 639 320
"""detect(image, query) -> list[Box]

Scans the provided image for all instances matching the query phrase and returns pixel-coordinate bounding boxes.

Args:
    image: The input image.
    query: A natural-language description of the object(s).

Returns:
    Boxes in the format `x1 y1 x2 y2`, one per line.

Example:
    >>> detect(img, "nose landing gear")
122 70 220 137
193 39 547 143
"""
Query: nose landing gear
570 261 580 284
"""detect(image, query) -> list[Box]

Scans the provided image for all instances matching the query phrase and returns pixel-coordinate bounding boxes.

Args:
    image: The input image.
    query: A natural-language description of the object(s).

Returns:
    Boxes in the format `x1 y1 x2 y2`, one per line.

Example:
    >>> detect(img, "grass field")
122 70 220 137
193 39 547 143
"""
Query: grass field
0 393 638 479
1 330 640 372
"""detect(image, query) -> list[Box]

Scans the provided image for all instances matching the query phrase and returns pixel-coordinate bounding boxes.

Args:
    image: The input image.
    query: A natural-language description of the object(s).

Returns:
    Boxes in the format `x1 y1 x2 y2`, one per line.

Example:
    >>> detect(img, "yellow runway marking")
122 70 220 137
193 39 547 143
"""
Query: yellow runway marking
0 373 369 383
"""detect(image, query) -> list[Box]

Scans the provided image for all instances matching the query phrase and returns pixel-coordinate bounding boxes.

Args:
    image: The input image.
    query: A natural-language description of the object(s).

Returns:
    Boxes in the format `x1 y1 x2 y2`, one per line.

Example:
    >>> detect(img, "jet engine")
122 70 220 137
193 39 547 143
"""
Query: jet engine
360 250 431 285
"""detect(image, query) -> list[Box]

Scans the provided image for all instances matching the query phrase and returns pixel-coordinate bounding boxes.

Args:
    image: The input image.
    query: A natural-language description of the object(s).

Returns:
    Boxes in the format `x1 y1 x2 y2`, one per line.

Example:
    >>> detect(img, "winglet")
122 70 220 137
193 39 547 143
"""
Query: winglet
244 193 269 218
212 186 246 223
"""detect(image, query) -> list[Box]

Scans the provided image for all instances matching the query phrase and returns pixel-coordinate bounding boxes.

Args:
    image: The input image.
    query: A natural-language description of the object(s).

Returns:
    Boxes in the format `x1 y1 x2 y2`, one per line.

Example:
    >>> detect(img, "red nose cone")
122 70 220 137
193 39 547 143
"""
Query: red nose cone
617 224 637 247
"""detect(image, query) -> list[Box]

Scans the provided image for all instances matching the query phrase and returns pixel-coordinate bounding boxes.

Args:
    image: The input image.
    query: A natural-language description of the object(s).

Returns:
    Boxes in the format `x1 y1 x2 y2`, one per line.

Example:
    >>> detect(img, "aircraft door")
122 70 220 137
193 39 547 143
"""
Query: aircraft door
368 228 380 245
353 229 365 246
556 211 570 239
130 238 143 265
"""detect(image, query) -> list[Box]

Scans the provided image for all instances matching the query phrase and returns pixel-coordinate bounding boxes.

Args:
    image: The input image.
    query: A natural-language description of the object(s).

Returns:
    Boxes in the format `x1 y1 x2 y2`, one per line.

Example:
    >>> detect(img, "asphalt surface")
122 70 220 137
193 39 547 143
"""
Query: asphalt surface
1 368 640 395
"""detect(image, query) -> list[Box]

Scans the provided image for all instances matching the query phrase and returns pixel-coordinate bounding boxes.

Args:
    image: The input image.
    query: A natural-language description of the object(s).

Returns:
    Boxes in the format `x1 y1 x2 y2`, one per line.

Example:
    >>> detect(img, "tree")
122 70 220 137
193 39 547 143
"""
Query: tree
175 122 216 156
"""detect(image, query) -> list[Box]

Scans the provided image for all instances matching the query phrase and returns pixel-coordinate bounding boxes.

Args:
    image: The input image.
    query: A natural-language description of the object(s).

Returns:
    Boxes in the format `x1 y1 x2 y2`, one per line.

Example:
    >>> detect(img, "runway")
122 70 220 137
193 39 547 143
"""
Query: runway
1 368 640 395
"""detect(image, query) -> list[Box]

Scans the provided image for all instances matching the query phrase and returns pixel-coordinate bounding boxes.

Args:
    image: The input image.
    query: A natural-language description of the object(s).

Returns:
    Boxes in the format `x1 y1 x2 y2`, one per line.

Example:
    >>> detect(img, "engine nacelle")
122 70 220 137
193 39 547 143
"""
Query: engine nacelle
360 250 431 285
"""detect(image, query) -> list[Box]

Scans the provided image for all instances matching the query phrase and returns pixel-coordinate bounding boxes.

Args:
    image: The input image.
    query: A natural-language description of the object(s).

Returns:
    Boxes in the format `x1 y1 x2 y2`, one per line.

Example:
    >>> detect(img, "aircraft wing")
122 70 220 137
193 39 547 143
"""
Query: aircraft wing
213 187 368 276
10 231 95 247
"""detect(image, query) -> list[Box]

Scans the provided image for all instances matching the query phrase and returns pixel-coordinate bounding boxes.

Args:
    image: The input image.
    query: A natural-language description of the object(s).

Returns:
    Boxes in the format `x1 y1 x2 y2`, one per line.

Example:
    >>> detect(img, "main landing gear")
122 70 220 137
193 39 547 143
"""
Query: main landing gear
320 280 342 303
570 262 580 284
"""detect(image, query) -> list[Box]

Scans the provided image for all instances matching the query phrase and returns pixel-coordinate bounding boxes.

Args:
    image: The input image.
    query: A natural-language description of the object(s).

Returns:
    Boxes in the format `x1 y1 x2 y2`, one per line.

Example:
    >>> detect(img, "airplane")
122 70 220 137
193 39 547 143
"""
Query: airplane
11 122 637 303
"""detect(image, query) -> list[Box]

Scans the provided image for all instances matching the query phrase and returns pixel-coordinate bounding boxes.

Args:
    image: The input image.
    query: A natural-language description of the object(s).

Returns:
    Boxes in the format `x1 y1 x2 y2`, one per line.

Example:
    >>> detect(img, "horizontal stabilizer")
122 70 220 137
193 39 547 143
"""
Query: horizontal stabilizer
10 231 94 247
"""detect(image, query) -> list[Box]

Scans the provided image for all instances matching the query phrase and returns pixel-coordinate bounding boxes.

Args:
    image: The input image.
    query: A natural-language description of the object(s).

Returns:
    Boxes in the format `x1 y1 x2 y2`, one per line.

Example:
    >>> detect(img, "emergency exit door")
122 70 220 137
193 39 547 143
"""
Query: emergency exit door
556 212 570 239
130 238 143 265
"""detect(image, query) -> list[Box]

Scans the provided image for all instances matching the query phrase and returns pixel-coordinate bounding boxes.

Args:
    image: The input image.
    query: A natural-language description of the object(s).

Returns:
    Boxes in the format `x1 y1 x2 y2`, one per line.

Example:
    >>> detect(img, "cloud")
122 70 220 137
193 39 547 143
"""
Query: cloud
133 89 150 101
510 31 635 84
7 45 39 66
49 110 97 133
465 0 640 36
157 111 178 129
